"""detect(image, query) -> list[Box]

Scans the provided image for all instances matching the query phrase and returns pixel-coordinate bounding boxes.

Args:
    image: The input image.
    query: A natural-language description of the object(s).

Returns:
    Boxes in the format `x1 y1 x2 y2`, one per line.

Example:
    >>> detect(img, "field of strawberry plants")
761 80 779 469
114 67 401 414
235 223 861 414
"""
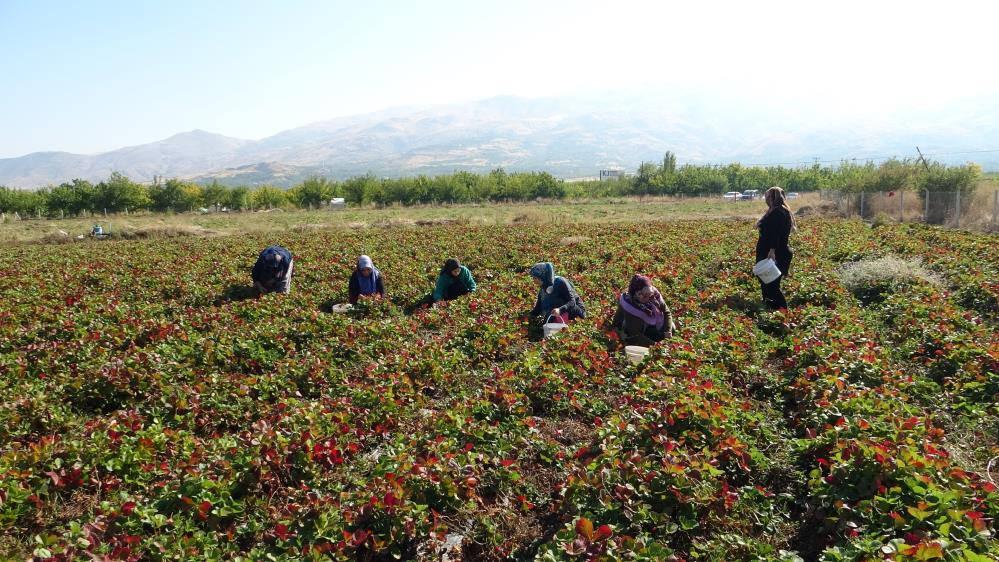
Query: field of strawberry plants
1 218 996 561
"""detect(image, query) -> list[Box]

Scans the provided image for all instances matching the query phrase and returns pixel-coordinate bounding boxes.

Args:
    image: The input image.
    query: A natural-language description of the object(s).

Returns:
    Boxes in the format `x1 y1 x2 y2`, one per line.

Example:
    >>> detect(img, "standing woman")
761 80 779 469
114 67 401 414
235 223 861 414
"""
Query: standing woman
755 186 795 310
348 255 385 304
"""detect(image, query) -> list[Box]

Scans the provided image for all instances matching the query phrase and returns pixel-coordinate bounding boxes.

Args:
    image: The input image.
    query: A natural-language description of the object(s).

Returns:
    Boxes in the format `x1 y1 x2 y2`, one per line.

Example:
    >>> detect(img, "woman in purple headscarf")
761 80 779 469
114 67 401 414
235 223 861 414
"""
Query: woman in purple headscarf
612 274 675 346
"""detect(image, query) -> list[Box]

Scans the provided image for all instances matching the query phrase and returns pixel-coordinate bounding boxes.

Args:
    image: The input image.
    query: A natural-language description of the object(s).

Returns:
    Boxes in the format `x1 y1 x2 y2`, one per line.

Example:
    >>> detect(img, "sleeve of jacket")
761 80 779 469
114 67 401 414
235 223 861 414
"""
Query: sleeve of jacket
663 304 676 333
557 278 586 319
461 266 477 292
251 256 267 284
529 292 543 316
348 272 360 304
432 273 448 302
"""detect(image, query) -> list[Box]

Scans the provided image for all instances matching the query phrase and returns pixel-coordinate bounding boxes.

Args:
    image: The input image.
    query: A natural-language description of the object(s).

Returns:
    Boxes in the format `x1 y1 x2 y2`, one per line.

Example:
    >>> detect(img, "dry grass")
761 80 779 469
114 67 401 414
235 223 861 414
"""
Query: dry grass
0 194 787 244
839 255 944 304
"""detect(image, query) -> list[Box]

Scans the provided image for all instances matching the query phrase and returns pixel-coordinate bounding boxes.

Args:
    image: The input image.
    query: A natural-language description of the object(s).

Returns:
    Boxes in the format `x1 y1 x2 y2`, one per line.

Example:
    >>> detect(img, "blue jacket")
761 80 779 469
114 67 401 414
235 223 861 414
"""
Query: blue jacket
252 246 293 291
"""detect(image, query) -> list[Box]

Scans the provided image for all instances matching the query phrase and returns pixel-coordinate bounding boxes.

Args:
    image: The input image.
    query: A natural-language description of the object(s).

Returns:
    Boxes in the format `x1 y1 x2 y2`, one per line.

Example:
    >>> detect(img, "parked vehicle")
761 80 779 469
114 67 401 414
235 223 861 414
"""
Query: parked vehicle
742 189 760 200
723 191 743 200
787 192 800 200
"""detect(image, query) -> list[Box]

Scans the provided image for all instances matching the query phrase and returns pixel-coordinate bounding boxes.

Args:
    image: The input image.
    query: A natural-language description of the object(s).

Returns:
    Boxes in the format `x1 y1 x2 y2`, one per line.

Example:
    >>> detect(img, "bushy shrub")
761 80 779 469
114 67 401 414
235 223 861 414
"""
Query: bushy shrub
839 256 944 304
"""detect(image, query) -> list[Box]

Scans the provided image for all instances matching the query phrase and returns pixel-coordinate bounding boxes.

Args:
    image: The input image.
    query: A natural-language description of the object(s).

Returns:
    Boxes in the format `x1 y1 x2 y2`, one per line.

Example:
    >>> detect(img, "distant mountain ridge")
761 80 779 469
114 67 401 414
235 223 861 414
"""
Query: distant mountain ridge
2 94 996 188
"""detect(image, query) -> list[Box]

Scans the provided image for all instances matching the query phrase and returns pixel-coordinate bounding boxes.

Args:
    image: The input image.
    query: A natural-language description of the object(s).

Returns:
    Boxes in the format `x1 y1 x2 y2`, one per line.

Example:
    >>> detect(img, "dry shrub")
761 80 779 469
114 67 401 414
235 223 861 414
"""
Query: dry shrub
560 235 591 246
795 201 841 218
511 210 544 224
289 223 331 233
116 225 218 239
839 255 944 304
39 230 74 244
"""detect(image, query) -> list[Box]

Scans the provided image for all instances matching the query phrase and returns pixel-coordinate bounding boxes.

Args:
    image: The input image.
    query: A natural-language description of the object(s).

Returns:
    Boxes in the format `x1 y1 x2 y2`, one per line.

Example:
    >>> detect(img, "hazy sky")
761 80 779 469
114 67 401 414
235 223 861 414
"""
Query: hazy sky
1 0 997 158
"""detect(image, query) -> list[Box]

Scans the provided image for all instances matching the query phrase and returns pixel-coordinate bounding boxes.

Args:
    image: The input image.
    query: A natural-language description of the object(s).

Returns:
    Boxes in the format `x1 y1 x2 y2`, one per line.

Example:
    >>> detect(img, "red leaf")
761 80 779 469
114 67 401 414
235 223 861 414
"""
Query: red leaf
594 524 613 541
121 501 136 516
575 517 594 540
275 523 292 541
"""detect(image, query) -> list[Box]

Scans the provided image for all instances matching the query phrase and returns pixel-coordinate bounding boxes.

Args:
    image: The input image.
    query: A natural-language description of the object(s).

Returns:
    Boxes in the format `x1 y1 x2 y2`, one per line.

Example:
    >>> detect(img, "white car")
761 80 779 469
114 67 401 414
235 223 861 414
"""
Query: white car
787 192 800 199
723 191 742 200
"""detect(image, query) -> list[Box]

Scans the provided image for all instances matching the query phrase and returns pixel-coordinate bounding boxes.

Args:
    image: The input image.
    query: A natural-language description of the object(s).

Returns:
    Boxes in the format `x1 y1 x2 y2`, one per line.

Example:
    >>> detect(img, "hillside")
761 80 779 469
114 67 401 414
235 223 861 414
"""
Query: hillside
2 94 997 188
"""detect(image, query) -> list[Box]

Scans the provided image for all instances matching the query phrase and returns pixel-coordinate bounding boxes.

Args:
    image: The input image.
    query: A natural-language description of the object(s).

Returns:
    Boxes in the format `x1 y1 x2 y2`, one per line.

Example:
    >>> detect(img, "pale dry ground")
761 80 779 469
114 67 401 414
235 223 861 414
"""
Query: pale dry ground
0 194 799 244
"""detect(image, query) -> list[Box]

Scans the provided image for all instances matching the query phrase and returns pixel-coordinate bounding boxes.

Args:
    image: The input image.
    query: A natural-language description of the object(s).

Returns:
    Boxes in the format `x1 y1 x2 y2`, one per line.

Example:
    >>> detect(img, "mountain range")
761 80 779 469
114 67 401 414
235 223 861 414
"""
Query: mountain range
2 93 996 188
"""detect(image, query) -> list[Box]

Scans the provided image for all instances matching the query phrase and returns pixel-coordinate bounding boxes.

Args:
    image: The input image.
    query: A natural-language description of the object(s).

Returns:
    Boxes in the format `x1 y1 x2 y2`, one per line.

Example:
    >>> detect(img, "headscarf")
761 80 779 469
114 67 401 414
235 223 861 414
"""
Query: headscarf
441 258 461 276
623 274 666 317
356 255 380 294
530 262 556 295
758 186 797 231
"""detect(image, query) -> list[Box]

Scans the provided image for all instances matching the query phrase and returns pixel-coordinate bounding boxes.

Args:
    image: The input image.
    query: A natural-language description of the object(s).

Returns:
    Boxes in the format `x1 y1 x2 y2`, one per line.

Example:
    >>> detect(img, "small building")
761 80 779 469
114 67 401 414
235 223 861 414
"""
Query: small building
599 169 625 182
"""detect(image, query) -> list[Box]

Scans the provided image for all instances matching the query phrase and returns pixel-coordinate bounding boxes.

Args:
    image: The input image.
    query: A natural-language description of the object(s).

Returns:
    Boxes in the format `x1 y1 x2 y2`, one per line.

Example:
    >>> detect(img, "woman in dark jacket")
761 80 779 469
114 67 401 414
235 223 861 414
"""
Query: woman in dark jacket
252 245 293 294
529 262 586 321
755 186 795 310
612 274 675 346
348 255 385 304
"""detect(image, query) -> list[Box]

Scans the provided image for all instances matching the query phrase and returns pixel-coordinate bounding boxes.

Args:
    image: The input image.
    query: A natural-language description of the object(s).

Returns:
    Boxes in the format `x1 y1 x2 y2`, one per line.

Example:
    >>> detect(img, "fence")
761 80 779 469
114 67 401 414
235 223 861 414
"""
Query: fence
818 190 999 231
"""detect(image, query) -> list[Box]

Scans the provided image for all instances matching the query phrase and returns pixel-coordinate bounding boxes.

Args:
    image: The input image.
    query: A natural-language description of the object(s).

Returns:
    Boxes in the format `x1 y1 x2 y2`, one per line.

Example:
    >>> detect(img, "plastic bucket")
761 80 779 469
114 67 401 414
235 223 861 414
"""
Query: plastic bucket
330 303 353 313
625 345 649 364
753 258 782 284
542 314 568 338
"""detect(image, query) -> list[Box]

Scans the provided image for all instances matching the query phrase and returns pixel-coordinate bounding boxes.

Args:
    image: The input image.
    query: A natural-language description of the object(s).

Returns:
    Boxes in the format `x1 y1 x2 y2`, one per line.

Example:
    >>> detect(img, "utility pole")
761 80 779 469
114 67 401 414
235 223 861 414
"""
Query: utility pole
915 147 931 172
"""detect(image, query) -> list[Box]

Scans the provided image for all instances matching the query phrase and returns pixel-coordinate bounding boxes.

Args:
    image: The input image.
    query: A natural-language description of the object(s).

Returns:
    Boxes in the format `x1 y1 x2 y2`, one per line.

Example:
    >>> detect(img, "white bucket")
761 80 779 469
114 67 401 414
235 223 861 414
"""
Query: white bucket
542 315 568 338
753 258 782 284
330 303 353 313
625 345 649 364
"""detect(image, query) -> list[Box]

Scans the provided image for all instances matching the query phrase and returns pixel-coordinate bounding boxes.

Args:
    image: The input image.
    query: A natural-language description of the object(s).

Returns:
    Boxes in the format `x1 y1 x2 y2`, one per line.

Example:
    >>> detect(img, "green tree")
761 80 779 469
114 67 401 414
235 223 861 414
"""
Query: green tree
292 176 336 208
662 151 677 173
46 179 95 216
202 180 228 211
94 172 150 212
249 186 287 209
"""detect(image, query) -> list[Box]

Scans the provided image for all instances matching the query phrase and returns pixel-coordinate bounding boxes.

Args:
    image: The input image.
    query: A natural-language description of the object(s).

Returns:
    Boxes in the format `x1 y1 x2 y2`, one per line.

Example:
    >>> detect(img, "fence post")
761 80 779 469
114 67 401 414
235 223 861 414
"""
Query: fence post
955 191 960 228
924 191 930 223
993 190 998 230
859 191 865 218
899 191 904 222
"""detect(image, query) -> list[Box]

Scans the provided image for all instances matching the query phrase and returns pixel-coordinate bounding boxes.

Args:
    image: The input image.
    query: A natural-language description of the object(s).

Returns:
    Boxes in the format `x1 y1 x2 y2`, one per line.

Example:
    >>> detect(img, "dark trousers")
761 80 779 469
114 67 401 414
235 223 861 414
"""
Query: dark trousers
644 325 668 342
760 253 791 310
442 281 471 301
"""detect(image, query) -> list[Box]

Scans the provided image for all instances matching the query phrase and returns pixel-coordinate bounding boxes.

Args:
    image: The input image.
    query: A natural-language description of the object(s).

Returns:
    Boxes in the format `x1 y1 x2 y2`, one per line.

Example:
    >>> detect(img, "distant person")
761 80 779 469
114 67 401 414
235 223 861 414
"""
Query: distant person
612 274 675 346
756 186 795 310
432 258 477 303
528 262 586 322
252 245 293 295
348 254 385 304
91 224 104 237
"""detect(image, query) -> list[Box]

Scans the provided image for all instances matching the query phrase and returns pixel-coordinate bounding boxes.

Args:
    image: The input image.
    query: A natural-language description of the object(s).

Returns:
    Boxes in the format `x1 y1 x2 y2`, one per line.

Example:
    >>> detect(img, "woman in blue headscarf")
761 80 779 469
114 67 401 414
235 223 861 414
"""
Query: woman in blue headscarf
528 262 586 322
348 255 385 304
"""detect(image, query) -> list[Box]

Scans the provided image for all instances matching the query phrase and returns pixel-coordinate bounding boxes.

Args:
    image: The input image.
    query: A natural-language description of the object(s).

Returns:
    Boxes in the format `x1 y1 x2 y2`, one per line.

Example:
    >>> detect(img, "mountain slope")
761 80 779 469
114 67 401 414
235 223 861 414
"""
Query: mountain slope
2 94 996 188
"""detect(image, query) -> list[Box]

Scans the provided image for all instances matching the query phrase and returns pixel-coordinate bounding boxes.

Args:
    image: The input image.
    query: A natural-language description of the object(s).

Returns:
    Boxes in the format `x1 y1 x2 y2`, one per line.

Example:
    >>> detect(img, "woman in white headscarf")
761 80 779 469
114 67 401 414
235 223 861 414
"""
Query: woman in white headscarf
348 255 385 304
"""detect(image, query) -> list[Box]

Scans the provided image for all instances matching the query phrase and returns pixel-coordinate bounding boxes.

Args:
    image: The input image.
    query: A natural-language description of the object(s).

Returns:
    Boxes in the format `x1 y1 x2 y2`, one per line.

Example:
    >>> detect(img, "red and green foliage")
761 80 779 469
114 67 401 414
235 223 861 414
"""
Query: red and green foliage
0 219 995 560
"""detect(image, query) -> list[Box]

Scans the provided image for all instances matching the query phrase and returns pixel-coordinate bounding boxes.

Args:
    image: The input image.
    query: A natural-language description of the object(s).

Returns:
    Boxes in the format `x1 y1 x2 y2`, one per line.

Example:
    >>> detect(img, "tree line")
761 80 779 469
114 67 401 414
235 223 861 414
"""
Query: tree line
0 156 982 217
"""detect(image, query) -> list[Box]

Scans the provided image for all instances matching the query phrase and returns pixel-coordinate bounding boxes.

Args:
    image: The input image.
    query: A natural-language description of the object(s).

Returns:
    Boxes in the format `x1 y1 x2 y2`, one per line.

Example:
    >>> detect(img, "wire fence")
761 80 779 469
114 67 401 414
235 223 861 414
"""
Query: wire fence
816 189 999 231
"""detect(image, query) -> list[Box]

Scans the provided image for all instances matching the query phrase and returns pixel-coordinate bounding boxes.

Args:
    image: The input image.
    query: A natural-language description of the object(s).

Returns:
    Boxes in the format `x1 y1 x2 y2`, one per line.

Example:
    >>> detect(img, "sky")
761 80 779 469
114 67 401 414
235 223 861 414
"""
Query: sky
1 0 997 158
